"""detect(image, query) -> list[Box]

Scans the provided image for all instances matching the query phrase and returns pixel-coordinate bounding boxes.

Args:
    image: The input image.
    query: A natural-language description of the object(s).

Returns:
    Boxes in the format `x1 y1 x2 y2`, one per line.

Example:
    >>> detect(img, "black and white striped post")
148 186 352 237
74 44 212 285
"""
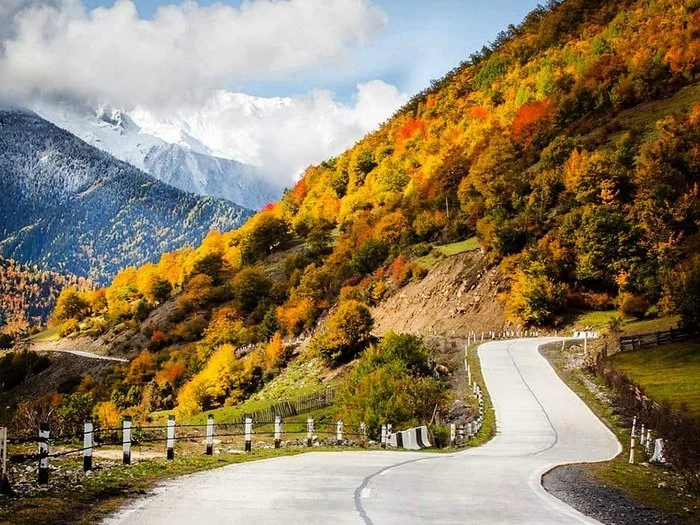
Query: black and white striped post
380 424 387 449
336 420 343 445
205 414 214 455
166 415 175 460
83 416 93 472
450 423 456 447
646 429 652 454
640 424 646 448
458 424 465 443
306 417 313 447
38 423 49 485
122 416 132 465
244 416 252 453
274 415 282 449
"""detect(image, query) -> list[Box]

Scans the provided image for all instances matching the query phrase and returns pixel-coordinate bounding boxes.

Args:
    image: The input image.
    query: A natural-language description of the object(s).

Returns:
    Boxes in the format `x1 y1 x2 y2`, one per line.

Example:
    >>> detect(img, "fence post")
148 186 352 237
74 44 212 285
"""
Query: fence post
206 415 214 455
244 416 252 453
38 423 49 485
629 435 636 464
274 416 282 449
336 420 343 445
166 415 175 460
306 417 313 447
122 416 132 465
381 424 387 449
83 416 93 472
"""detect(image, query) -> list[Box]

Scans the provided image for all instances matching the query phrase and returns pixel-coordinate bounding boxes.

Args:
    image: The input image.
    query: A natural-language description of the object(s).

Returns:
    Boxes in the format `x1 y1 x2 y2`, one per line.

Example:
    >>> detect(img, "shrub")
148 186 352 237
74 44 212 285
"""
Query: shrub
232 267 272 315
313 300 374 364
277 298 317 337
53 288 90 321
503 266 567 326
336 333 446 438
618 293 649 319
351 239 389 275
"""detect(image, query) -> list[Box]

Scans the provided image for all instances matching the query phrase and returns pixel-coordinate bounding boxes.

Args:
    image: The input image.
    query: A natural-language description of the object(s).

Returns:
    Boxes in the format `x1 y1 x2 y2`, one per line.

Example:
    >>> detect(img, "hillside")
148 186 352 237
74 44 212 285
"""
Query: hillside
12 0 699 430
0 256 93 337
0 110 252 283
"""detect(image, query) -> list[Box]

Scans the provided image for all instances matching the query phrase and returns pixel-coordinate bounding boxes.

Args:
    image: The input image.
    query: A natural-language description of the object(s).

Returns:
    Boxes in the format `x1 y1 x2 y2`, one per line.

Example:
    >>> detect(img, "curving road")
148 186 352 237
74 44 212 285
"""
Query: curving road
103 338 621 525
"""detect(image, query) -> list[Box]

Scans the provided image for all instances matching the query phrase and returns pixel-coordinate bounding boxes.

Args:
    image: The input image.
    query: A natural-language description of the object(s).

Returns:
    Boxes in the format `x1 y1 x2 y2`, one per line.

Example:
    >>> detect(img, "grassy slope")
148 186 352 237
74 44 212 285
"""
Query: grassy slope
541 341 700 523
611 342 700 417
416 236 479 268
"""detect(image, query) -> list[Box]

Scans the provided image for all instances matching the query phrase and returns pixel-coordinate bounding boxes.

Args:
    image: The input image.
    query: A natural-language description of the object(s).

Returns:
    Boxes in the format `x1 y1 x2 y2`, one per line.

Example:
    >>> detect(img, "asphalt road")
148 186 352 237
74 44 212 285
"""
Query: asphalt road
103 338 621 525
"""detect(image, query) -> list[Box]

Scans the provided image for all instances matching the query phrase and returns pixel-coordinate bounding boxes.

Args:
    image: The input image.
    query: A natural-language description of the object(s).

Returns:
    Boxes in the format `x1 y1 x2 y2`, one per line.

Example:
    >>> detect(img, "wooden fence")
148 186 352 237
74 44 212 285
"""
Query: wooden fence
619 328 693 352
233 387 336 424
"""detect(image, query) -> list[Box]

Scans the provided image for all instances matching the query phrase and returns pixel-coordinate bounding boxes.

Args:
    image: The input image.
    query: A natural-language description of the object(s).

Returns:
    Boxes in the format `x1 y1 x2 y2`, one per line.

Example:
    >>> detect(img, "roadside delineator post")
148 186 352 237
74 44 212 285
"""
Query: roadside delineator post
244 416 252 453
274 415 282 449
381 424 387 449
205 414 214 455
336 420 343 445
166 415 175 460
307 417 314 447
450 423 456 447
38 423 49 484
640 424 646 448
83 416 93 472
122 416 132 465
360 422 366 441
629 435 636 464
631 416 637 438
646 429 652 454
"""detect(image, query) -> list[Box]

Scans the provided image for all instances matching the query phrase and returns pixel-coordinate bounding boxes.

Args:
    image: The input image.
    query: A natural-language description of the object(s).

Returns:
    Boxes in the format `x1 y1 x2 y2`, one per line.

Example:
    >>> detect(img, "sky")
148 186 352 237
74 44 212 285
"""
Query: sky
0 0 542 184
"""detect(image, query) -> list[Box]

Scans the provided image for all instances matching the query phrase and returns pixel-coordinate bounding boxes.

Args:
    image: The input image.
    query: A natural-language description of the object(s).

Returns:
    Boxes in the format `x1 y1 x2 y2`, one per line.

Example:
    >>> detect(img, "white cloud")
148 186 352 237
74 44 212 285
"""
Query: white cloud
129 80 408 185
0 0 388 107
2 0 407 188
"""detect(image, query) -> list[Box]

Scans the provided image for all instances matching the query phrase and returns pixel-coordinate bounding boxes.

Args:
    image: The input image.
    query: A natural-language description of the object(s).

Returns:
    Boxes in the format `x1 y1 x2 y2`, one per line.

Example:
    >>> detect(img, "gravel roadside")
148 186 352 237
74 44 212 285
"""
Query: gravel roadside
543 464 684 525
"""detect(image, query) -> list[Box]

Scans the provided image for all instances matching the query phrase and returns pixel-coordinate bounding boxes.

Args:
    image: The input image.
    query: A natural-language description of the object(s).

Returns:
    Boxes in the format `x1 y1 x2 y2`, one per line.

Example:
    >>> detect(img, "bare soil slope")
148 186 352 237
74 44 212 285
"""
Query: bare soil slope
373 251 513 337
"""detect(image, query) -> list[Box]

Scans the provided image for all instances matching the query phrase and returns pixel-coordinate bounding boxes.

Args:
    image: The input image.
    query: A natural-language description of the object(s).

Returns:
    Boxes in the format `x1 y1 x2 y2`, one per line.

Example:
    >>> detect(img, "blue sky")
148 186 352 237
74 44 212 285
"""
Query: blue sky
81 0 541 103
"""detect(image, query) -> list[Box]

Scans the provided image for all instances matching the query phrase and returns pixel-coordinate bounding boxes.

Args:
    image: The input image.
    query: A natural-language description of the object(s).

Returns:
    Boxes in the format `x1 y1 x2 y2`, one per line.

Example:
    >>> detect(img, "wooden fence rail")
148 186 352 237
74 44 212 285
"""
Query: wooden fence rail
619 328 693 352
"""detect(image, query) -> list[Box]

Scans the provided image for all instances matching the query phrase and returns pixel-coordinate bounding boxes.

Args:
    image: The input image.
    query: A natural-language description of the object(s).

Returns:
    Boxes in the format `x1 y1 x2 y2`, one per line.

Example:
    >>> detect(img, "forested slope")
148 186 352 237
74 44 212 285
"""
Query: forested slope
32 0 700 423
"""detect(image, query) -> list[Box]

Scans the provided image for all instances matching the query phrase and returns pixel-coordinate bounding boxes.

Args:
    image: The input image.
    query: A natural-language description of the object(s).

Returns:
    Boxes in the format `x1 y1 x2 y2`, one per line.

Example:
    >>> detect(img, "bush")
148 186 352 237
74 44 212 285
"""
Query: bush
336 332 446 439
313 300 374 364
350 239 389 275
618 293 649 319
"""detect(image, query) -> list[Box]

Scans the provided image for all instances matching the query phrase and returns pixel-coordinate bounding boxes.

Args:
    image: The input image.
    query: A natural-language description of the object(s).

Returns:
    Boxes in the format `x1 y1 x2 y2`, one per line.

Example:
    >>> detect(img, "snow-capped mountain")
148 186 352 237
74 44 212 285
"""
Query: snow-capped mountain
0 110 252 283
30 100 282 210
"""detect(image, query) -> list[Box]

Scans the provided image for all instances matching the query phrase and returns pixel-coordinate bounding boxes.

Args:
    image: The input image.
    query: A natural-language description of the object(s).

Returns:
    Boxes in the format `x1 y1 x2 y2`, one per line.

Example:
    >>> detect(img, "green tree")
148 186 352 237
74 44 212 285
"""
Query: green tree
150 277 173 303
231 267 272 315
350 239 389 275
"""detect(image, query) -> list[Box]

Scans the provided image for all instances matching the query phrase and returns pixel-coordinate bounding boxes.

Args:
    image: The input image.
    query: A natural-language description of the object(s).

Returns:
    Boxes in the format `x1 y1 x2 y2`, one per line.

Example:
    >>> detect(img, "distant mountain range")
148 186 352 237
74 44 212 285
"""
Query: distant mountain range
31 101 282 210
0 110 253 283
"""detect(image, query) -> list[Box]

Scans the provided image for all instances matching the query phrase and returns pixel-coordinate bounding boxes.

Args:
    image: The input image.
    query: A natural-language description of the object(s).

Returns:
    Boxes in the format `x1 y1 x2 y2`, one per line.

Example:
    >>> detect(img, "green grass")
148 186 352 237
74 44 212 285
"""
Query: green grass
613 83 700 140
465 342 497 447
28 324 62 342
567 310 679 336
416 236 479 268
611 342 700 417
540 341 700 523
433 237 479 256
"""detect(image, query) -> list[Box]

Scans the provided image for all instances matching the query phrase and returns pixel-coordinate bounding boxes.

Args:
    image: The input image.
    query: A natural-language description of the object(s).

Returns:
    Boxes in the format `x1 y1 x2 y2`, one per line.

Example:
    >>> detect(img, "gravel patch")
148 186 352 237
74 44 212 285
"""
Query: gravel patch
543 464 683 525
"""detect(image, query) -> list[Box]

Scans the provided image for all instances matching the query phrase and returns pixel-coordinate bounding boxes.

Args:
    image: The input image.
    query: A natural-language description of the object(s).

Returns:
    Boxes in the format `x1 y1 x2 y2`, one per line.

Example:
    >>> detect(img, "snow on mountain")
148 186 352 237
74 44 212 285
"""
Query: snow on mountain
30 99 282 210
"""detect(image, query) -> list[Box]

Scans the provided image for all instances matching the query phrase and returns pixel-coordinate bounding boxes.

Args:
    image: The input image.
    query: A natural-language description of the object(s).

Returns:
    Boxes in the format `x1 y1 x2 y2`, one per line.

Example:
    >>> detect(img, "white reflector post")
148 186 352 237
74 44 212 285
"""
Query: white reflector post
38 423 49 484
307 417 313 447
206 414 214 455
166 415 175 460
336 420 343 445
83 416 93 472
123 416 132 465
274 415 282 449
244 416 252 453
